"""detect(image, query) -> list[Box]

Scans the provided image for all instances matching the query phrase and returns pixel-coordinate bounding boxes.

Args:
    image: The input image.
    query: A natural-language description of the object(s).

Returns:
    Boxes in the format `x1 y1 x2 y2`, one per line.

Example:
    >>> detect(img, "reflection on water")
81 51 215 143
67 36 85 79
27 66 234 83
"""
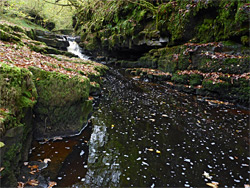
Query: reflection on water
29 126 91 187
30 68 249 187
79 68 249 187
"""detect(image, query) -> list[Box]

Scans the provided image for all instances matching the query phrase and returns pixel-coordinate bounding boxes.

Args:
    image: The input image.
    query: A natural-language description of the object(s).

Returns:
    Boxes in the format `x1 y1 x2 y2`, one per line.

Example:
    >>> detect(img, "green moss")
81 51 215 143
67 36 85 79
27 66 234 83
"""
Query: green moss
29 67 90 106
171 73 189 84
202 79 231 94
190 74 203 86
241 35 249 46
0 63 37 130
1 143 22 187
177 55 190 70
196 19 216 42
0 29 21 42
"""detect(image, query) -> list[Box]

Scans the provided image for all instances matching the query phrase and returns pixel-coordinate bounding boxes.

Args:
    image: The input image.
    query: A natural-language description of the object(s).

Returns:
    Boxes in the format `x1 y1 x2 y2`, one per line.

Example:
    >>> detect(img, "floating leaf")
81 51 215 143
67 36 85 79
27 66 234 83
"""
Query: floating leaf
17 182 25 188
48 181 57 188
29 170 37 175
53 136 63 141
147 148 154 152
28 165 39 171
44 158 51 164
27 179 39 186
23 162 28 166
156 150 161 154
206 182 219 188
203 171 212 179
162 114 168 117
149 119 155 122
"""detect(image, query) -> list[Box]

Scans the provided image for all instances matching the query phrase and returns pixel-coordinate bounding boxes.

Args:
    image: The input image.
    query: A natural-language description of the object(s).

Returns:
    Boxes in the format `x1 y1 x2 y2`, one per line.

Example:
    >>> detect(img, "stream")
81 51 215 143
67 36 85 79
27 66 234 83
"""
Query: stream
28 39 250 187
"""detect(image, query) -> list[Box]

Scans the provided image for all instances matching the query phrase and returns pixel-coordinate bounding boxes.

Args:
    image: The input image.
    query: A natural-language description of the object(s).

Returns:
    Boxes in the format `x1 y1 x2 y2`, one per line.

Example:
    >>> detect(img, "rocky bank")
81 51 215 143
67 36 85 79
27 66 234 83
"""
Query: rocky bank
74 0 249 107
0 20 108 187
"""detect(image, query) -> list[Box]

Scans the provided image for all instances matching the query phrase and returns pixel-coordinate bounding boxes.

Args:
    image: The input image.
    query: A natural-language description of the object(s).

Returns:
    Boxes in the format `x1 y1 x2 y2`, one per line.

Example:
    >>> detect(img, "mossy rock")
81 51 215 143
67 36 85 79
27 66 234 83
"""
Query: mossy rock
29 67 92 138
0 63 37 187
196 55 250 74
171 73 189 85
202 79 231 94
0 29 21 42
29 67 89 107
158 56 177 73
230 78 250 104
177 55 190 70
1 143 22 187
0 63 37 128
190 74 203 86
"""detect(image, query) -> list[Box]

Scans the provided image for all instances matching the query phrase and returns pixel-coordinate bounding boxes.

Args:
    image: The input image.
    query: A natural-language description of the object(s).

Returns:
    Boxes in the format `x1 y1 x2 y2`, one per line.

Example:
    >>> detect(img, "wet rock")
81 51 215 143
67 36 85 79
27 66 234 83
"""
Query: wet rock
30 67 92 139
34 30 69 50
18 161 49 188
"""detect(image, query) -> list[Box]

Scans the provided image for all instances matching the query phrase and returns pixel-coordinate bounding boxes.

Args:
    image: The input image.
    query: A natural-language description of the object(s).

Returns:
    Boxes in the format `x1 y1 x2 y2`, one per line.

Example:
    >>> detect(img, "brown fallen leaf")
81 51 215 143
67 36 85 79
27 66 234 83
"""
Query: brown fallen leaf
88 96 94 100
28 165 39 171
48 181 57 188
17 182 25 188
24 162 28 166
0 167 4 172
206 182 219 188
27 179 39 186
29 170 37 175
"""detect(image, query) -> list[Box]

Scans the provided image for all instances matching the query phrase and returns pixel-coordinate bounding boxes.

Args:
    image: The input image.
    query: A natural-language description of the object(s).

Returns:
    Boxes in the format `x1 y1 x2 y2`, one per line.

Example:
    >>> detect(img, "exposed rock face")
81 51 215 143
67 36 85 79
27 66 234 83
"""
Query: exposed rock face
73 0 249 107
75 0 249 59
34 30 70 50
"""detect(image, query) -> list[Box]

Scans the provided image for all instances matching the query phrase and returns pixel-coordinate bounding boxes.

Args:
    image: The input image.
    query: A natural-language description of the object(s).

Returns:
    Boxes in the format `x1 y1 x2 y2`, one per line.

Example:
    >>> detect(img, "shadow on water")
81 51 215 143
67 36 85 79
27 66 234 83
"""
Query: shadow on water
29 67 250 187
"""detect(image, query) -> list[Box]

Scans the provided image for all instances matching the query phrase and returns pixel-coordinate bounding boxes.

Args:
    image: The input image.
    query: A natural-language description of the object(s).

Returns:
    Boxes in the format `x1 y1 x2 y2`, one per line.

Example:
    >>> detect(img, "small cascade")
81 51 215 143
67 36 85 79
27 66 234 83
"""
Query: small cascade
67 37 89 60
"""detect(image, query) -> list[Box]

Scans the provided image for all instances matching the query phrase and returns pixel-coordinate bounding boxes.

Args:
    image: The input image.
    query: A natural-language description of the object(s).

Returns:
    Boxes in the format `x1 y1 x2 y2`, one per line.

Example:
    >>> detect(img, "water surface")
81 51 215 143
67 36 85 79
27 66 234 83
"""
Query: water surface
30 68 250 187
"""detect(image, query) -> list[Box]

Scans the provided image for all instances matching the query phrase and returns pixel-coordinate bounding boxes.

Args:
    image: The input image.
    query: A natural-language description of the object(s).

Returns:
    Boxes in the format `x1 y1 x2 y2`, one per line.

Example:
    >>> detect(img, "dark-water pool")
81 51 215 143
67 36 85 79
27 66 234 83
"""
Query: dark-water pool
29 68 250 187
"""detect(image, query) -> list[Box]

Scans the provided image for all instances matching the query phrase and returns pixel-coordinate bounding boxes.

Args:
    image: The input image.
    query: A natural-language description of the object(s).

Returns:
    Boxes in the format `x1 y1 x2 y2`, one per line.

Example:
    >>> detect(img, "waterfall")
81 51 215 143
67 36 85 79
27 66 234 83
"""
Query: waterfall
67 37 89 60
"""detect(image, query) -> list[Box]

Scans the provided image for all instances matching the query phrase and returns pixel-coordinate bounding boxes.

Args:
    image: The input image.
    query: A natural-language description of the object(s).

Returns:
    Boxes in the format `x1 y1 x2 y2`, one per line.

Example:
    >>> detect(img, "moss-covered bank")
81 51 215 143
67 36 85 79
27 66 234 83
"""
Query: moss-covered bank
124 41 250 107
0 20 108 187
73 0 249 107
0 63 37 186
74 0 249 58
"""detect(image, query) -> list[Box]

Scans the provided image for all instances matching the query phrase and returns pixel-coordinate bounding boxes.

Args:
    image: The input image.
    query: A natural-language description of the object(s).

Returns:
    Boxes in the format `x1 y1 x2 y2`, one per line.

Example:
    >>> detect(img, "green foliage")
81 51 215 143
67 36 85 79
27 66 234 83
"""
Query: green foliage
0 141 5 148
1 0 74 30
